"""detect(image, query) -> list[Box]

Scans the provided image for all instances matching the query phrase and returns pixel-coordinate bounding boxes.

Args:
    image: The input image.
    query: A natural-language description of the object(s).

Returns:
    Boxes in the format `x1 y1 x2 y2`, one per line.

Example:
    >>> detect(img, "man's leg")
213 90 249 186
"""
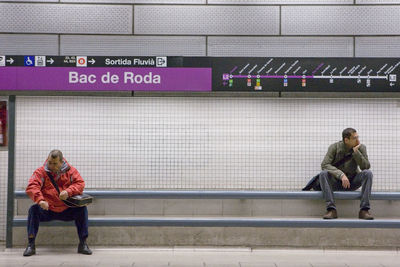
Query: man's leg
74 207 91 255
319 171 343 219
351 170 374 219
73 207 89 243
319 171 339 210
53 207 91 255
24 204 52 256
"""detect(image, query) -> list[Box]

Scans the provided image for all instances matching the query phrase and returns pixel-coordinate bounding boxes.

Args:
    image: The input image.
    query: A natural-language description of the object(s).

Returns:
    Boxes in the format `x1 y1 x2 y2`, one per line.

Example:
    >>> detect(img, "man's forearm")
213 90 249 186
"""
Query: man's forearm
321 164 344 180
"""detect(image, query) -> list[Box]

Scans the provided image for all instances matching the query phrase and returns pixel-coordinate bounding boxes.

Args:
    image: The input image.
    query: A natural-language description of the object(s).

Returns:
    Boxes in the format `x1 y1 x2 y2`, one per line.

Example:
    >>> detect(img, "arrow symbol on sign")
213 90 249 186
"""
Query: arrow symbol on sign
89 59 95 65
390 83 395 87
46 58 54 64
6 58 14 64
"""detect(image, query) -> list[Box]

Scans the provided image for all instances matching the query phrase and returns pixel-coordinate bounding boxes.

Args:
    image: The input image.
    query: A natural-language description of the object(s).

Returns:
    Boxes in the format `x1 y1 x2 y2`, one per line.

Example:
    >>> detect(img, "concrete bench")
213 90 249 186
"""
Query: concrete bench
12 216 400 228
13 190 400 229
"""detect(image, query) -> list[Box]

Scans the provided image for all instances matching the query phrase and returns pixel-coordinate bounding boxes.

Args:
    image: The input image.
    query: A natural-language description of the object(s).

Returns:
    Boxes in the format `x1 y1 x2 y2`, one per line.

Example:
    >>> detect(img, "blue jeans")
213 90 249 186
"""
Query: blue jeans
319 170 373 210
27 204 89 242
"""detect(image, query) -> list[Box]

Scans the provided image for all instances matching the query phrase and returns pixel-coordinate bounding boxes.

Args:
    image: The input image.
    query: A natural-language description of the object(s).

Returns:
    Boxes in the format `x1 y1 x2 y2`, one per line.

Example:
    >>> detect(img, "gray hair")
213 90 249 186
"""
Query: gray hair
342 128 357 141
48 149 63 161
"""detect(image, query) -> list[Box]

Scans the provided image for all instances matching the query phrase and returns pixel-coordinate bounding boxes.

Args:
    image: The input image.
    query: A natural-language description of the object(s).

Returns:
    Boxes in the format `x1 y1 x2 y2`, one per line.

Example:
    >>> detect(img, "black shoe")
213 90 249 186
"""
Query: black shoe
78 242 92 255
23 244 36 257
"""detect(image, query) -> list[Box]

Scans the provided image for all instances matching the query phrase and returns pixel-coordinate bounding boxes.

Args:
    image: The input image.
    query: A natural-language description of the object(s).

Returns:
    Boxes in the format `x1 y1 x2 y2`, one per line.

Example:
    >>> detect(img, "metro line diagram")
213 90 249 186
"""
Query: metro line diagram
214 58 400 92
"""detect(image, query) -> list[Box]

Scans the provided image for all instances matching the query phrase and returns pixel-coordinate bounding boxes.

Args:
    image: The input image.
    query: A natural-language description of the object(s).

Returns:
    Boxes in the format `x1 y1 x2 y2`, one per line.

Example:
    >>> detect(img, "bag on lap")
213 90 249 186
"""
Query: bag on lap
46 172 93 207
62 193 93 207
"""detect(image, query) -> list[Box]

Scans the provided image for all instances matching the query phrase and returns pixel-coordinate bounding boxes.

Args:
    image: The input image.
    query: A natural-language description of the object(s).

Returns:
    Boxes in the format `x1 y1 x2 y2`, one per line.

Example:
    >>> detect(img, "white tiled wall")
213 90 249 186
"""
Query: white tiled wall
60 36 206 56
134 6 280 35
61 0 205 3
0 34 59 55
0 3 132 34
1 2 400 56
282 6 400 35
1 0 400 242
355 37 400 57
357 0 400 3
208 37 353 57
209 0 352 3
208 0 354 5
0 0 57 2
0 151 7 243
13 97 400 192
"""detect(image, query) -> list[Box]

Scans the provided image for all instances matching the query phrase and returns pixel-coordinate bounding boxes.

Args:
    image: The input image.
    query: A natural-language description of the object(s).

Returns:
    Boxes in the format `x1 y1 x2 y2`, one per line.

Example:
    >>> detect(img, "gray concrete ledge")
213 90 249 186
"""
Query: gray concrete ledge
12 226 400 247
14 190 400 200
13 217 400 229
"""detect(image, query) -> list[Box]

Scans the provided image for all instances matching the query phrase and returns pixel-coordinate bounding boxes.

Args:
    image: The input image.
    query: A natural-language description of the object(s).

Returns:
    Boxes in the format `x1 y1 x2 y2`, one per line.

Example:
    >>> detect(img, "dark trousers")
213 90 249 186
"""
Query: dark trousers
27 204 89 242
319 170 373 211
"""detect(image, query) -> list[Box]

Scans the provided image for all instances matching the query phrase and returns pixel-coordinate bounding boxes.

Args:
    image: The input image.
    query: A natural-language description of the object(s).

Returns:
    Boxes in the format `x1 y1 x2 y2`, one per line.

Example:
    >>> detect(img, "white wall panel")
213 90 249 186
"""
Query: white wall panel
208 37 353 57
0 151 7 241
357 0 400 3
61 35 206 56
135 6 279 35
0 34 58 55
0 0 57 2
14 97 400 191
210 0 352 4
0 4 132 34
62 0 204 3
355 37 400 57
282 6 400 35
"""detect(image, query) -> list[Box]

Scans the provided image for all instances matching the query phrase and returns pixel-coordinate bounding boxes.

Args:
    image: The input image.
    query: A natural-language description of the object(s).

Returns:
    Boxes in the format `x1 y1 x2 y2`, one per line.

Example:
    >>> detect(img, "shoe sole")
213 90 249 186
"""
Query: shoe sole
23 252 35 257
78 251 92 255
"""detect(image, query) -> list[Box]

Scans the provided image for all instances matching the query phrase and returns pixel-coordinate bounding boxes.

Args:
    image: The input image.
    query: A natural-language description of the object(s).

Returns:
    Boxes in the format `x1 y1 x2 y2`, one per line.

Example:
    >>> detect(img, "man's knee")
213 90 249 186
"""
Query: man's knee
28 204 41 215
319 170 329 180
361 169 373 179
74 206 88 218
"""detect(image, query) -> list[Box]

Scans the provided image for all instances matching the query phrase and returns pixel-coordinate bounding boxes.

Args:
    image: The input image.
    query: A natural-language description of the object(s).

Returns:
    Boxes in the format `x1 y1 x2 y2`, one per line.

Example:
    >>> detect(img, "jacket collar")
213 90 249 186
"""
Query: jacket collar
44 159 70 174
339 140 353 153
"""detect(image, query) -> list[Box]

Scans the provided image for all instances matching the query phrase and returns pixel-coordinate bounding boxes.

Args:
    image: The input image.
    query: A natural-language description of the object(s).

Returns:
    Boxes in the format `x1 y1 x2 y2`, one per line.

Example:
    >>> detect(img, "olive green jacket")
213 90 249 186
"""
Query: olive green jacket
321 141 370 180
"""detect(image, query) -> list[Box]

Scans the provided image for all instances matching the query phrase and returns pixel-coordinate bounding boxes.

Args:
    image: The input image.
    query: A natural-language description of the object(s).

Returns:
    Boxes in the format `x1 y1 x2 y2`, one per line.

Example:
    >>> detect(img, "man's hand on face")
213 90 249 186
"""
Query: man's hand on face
353 140 361 152
38 200 49 210
59 190 69 200
353 144 361 152
341 175 351 189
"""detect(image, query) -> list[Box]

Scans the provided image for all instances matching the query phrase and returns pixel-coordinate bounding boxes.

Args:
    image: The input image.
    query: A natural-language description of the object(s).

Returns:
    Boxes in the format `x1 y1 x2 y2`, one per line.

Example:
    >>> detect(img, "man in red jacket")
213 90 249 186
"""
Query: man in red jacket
23 150 92 256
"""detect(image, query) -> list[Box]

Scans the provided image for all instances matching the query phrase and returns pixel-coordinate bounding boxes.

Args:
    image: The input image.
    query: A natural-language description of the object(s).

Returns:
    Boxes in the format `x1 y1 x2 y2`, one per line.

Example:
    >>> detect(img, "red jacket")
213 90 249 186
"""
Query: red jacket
26 159 85 212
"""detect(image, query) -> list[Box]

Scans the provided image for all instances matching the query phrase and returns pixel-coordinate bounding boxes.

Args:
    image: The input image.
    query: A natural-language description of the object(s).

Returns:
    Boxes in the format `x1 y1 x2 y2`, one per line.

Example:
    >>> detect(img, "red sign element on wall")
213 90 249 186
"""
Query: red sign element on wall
0 101 7 146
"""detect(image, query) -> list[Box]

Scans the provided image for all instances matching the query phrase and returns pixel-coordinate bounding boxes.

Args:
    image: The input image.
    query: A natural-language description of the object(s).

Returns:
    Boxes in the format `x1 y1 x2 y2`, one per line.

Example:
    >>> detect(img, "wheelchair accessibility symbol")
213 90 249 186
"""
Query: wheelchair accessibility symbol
24 56 35 66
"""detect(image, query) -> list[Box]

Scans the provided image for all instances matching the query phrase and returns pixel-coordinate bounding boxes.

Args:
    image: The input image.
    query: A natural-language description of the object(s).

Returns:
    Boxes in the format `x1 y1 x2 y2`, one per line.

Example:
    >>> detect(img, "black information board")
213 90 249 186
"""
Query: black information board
211 57 400 92
0 55 210 68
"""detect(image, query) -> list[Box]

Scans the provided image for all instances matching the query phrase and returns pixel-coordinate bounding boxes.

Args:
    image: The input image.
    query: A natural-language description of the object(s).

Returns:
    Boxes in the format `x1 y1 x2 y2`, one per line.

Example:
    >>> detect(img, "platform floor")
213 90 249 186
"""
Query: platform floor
1 246 400 267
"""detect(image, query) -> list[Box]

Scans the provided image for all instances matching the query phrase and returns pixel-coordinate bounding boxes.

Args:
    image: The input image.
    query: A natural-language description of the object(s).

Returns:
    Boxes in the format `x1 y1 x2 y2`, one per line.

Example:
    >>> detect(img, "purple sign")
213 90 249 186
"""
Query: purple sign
0 67 212 91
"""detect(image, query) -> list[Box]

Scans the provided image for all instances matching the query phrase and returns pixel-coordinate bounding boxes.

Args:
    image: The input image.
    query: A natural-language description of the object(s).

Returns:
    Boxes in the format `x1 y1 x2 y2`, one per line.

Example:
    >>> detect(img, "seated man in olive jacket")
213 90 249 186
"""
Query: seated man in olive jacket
320 128 373 220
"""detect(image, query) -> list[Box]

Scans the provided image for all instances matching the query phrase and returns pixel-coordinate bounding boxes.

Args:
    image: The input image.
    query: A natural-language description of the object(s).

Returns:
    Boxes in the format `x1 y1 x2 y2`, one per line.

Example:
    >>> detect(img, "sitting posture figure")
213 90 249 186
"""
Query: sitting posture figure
23 149 92 256
320 128 373 220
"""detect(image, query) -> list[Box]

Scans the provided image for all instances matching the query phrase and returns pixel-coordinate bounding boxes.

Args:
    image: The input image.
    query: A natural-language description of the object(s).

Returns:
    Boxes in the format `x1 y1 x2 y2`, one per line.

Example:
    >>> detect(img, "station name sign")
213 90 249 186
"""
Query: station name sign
0 56 212 92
